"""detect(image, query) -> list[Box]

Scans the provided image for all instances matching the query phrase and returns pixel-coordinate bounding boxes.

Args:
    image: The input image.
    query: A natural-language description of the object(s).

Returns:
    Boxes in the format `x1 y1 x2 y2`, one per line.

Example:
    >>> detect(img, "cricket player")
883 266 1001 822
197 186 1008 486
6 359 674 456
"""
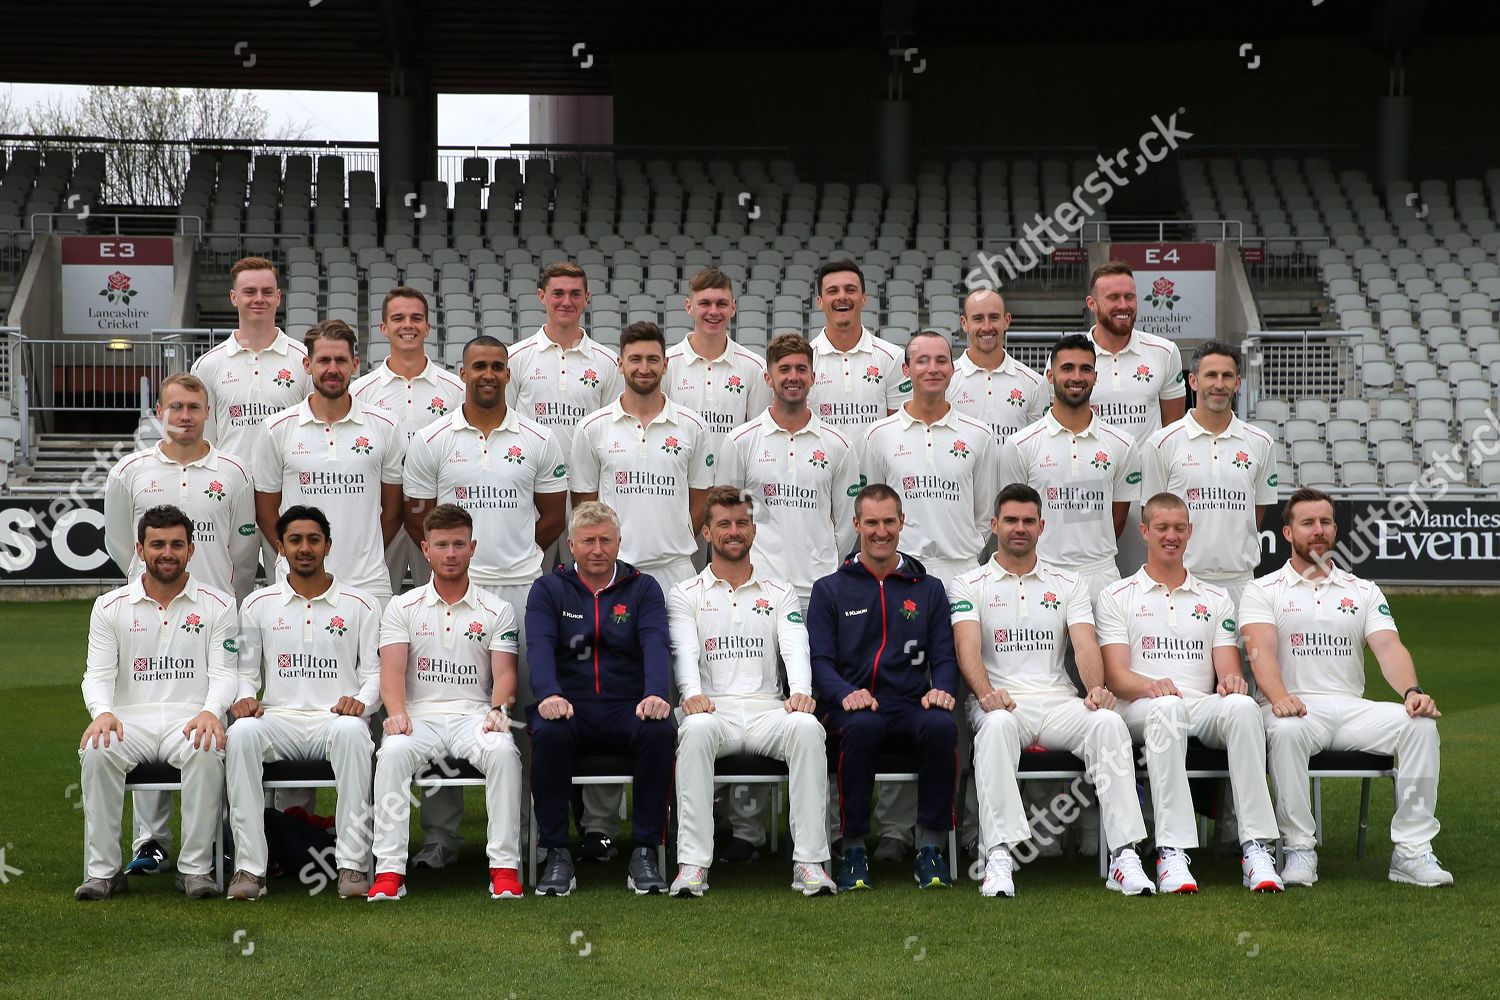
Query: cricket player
667 486 835 898
1241 487 1451 888
1096 492 1283 894
225 505 380 901
75 505 235 901
948 288 1048 443
665 267 770 445
809 484 958 891
527 501 674 897
808 259 909 439
350 285 465 592
369 504 523 901
949 483 1154 898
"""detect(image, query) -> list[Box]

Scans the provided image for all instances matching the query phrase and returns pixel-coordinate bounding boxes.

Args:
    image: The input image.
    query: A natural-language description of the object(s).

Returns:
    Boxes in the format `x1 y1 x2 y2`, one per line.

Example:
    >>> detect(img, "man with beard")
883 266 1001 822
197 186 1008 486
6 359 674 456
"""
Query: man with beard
351 286 466 593
808 260 909 443
253 320 405 607
1082 260 1185 578
75 505 236 901
947 289 1048 444
1241 488 1451 889
1140 341 1279 613
225 505 381 901
666 486 835 898
402 335 567 870
665 268 770 447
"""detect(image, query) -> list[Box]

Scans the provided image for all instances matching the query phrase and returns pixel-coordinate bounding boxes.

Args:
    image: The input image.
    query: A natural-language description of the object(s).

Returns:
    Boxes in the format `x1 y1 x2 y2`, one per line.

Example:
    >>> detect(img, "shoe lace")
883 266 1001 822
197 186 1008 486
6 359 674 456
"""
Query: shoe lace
795 862 826 882
1160 849 1193 877
1243 841 1274 867
1114 849 1146 878
985 852 1014 879
679 865 706 881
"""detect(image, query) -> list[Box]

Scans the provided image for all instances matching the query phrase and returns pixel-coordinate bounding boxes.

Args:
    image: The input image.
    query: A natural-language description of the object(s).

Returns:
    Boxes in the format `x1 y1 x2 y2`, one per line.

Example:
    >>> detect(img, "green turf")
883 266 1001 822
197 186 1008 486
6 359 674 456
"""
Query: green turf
1 596 1495 999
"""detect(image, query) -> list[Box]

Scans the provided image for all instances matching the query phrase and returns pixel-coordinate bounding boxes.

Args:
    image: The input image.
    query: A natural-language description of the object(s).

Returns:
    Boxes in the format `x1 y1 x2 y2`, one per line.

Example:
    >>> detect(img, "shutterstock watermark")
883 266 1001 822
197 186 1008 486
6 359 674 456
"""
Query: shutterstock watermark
964 109 1193 292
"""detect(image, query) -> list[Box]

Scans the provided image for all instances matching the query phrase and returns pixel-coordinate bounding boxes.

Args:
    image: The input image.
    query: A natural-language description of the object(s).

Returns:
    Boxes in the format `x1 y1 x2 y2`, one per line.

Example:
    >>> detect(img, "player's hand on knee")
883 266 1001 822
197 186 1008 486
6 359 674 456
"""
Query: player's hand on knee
80 712 124 750
1271 694 1307 717
977 688 1014 713
1404 691 1441 719
842 689 877 712
384 710 413 736
682 694 715 715
1216 674 1249 697
1146 678 1181 699
538 695 573 721
921 688 955 711
229 697 263 720
784 692 816 714
331 697 366 717
1084 686 1116 712
637 695 670 720
184 711 226 752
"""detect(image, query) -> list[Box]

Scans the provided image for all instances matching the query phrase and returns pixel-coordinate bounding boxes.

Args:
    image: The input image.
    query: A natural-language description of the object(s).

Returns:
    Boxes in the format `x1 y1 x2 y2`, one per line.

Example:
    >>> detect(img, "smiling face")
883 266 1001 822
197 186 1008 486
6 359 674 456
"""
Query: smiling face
1189 352 1240 417
903 332 954 399
705 500 755 563
279 518 331 579
992 499 1043 560
1284 498 1337 565
157 382 208 447
959 289 1010 357
229 268 280 326
1047 347 1097 408
685 285 736 337
381 295 431 354
815 270 867 334
853 495 904 563
1141 499 1192 568
767 349 812 406
138 525 193 585
1086 273 1137 340
619 338 666 397
304 335 357 400
461 342 510 410
422 525 476 583
539 275 589 331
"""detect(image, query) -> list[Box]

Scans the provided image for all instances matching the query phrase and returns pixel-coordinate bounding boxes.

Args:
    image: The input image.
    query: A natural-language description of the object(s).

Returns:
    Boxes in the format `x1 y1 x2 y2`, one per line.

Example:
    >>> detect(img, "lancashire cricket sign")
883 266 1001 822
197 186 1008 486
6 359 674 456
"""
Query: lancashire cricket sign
1110 243 1216 343
61 236 175 336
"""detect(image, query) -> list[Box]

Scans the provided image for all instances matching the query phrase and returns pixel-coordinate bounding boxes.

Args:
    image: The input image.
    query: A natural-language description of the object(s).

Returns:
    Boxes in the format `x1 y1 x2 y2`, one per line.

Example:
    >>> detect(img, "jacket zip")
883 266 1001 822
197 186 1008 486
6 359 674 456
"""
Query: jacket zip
592 592 602 694
869 578 888 691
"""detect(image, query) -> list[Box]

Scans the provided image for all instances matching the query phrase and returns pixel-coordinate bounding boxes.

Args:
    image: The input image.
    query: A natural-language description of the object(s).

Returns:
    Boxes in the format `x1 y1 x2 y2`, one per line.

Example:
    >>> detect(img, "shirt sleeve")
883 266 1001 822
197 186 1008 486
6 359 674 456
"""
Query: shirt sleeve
972 432 1000 543
252 419 283 493
997 437 1027 493
807 577 854 702
687 420 715 490
379 420 406 485
1237 578 1276 628
227 462 259 603
82 596 119 719
1211 588 1239 649
204 598 238 717
1363 583 1399 639
534 429 569 494
1026 376 1049 422
524 579 563 702
776 585 813 697
1093 584 1128 646
635 575 673 701
1255 436 1281 505
1066 574 1096 628
886 355 911 412
192 355 218 447
831 439 860 562
1114 439 1142 503
488 598 521 655
947 573 980 624
665 582 703 699
354 598 382 711
378 594 411 650
402 429 439 500
235 601 264 702
861 425 888 489
568 420 601 493
599 359 625 409
102 464 135 577
1139 431 1167 501
1160 343 1187 401
713 429 746 489
746 359 771 420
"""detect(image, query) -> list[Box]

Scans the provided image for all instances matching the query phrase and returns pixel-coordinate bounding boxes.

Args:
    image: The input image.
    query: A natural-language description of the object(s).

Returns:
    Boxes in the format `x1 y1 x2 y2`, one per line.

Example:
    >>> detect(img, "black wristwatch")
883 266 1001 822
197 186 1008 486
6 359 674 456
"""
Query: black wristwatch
1403 686 1424 700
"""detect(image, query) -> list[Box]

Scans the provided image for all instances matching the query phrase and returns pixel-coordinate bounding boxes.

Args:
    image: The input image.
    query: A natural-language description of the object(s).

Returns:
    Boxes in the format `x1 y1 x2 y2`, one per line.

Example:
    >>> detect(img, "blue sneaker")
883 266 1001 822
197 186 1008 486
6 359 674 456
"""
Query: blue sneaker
124 840 168 876
914 845 952 889
836 846 873 891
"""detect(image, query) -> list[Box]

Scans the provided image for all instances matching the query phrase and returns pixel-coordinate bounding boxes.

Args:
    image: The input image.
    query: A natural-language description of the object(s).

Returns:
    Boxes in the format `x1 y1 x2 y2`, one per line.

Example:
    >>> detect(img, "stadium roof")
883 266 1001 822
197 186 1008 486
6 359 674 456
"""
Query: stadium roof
7 0 1475 96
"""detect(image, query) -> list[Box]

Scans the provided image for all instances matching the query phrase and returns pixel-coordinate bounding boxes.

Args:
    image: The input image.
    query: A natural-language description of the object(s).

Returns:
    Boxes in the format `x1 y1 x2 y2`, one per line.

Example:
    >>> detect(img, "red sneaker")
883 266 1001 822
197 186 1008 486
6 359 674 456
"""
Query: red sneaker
489 867 523 899
367 871 406 902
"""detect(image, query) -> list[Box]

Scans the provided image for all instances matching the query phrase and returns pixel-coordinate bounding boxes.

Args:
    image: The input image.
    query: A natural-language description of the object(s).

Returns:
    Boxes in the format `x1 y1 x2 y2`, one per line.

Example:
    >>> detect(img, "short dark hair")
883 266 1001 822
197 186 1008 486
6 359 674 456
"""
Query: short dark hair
381 286 429 323
539 261 588 292
992 482 1041 517
854 482 902 518
1050 333 1095 366
1089 259 1133 294
1283 487 1334 523
304 319 358 357
276 504 332 541
137 505 193 544
904 329 952 365
704 485 752 519
688 267 733 295
765 332 813 368
1190 339 1242 375
815 259 865 296
462 334 507 360
423 503 474 536
620 321 666 353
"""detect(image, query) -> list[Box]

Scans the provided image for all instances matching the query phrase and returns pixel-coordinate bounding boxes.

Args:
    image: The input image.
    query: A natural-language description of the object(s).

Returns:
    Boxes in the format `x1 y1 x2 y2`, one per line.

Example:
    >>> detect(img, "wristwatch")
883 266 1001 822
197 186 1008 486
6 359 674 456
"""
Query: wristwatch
1403 686 1424 699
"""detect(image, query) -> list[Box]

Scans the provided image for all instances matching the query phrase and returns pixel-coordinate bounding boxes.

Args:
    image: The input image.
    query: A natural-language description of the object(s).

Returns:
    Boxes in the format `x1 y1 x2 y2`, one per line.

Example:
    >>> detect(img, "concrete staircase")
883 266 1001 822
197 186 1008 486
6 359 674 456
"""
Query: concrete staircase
3 430 146 497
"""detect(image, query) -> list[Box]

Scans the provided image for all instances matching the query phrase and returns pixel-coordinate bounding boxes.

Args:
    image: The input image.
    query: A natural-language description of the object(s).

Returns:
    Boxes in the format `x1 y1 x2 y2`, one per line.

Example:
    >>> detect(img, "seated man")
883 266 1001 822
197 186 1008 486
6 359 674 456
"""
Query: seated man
808 483 958 891
1097 492 1283 894
526 501 674 896
667 486 835 898
226 505 381 900
950 483 1153 897
369 504 523 901
1242 487 1450 888
76 505 235 900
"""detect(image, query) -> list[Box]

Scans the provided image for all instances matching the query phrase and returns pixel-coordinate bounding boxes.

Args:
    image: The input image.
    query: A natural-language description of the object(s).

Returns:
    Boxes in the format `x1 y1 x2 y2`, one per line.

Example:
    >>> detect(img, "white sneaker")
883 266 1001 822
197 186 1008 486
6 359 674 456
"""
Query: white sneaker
669 864 709 898
1155 847 1198 894
1280 848 1318 887
1388 850 1454 887
791 862 836 896
1106 847 1154 895
980 848 1016 898
1241 841 1284 892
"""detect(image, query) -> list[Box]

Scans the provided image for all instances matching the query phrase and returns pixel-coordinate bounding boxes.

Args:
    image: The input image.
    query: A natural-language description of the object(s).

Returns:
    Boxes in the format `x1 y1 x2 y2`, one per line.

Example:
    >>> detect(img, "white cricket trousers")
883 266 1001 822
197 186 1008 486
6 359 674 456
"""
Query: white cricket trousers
1263 695 1440 857
969 690 1147 855
374 712 522 873
675 697 830 868
1119 692 1278 848
80 705 223 879
226 710 374 877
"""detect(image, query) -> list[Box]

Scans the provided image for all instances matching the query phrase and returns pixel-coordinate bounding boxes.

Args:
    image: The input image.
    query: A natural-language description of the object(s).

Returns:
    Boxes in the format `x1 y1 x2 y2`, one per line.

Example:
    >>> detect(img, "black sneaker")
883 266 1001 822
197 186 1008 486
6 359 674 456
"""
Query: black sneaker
535 848 576 897
124 840 168 876
914 844 952 889
627 847 667 895
836 845 873 891
716 836 760 863
578 830 617 862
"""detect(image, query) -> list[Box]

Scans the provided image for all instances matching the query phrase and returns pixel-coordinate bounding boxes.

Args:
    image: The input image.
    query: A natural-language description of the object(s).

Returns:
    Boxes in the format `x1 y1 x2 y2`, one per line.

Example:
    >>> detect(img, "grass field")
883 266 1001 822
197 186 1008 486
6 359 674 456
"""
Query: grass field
1 595 1496 999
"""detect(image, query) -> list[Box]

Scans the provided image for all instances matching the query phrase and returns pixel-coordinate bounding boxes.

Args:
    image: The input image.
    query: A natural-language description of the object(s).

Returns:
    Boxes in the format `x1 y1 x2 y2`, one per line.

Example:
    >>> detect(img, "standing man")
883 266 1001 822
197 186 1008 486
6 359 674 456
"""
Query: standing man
809 484 958 891
715 333 859 604
665 267 770 445
369 504 524 901
948 289 1048 444
1140 341 1279 611
351 286 466 593
253 320 405 607
808 260 909 441
863 330 998 585
225 505 381 901
667 487 835 898
104 372 256 878
571 321 713 594
75 505 235 901
1081 259 1185 577
1096 492 1284 894
1242 488 1451 888
526 501 675 897
402 334 567 869
949 484 1153 898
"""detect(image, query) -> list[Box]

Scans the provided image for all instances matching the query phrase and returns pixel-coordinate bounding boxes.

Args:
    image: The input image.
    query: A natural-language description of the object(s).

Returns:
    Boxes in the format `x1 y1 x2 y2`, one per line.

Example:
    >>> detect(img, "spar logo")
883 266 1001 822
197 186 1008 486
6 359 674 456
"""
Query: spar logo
1144 276 1180 310
99 270 137 305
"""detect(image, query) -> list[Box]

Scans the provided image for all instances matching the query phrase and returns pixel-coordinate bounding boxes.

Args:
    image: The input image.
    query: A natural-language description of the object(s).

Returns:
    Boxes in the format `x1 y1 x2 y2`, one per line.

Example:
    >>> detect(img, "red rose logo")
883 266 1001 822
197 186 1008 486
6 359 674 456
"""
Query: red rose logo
330 616 344 629
186 614 200 626
100 271 138 304
108 272 131 291
273 368 295 387
900 598 918 620
1152 277 1174 297
812 449 826 462
612 604 627 616
753 597 772 615
505 444 524 464
1007 387 1025 406
1096 451 1108 463
355 437 369 448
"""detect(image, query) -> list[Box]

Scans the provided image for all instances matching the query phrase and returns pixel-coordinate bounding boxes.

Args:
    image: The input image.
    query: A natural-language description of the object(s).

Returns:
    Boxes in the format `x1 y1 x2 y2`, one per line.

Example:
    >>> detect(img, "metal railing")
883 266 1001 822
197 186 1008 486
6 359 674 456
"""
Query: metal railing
1242 330 1361 407
28 212 203 238
1239 235 1333 285
19 335 216 414
1080 219 1244 244
1 327 31 465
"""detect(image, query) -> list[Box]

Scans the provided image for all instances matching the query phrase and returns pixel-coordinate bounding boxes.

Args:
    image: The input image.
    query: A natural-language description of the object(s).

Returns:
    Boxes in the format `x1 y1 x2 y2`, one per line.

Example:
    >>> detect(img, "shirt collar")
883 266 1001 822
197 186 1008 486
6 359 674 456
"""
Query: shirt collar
1134 564 1207 596
674 335 738 365
814 326 873 355
956 350 1017 376
696 563 765 593
1088 325 1140 357
1042 409 1100 438
608 394 680 426
279 577 343 605
152 443 219 470
756 406 822 438
225 328 291 357
1183 410 1246 440
372 357 440 386
1279 559 1348 589
449 405 517 436
896 403 958 430
534 327 595 354
419 579 483 609
126 574 201 605
990 556 1046 583
295 395 367 426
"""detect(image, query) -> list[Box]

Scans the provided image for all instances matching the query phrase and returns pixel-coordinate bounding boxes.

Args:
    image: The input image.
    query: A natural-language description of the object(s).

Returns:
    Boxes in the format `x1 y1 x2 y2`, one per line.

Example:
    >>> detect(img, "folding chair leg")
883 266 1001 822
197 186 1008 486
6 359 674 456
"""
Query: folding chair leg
528 795 539 887
1312 777 1323 847
1098 827 1107 880
948 829 958 882
1356 778 1372 860
771 783 782 855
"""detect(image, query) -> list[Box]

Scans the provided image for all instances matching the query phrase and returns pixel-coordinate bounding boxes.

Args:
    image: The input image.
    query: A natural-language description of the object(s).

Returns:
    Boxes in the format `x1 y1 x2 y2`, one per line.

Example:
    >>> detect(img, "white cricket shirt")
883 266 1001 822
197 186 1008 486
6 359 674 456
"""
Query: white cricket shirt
948 558 1092 695
665 336 771 444
350 357 466 442
1095 567 1238 694
808 326 909 436
237 578 381 712
947 349 1049 443
667 566 811 699
380 580 520 716
506 328 624 455
191 329 311 459
1085 326 1186 442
